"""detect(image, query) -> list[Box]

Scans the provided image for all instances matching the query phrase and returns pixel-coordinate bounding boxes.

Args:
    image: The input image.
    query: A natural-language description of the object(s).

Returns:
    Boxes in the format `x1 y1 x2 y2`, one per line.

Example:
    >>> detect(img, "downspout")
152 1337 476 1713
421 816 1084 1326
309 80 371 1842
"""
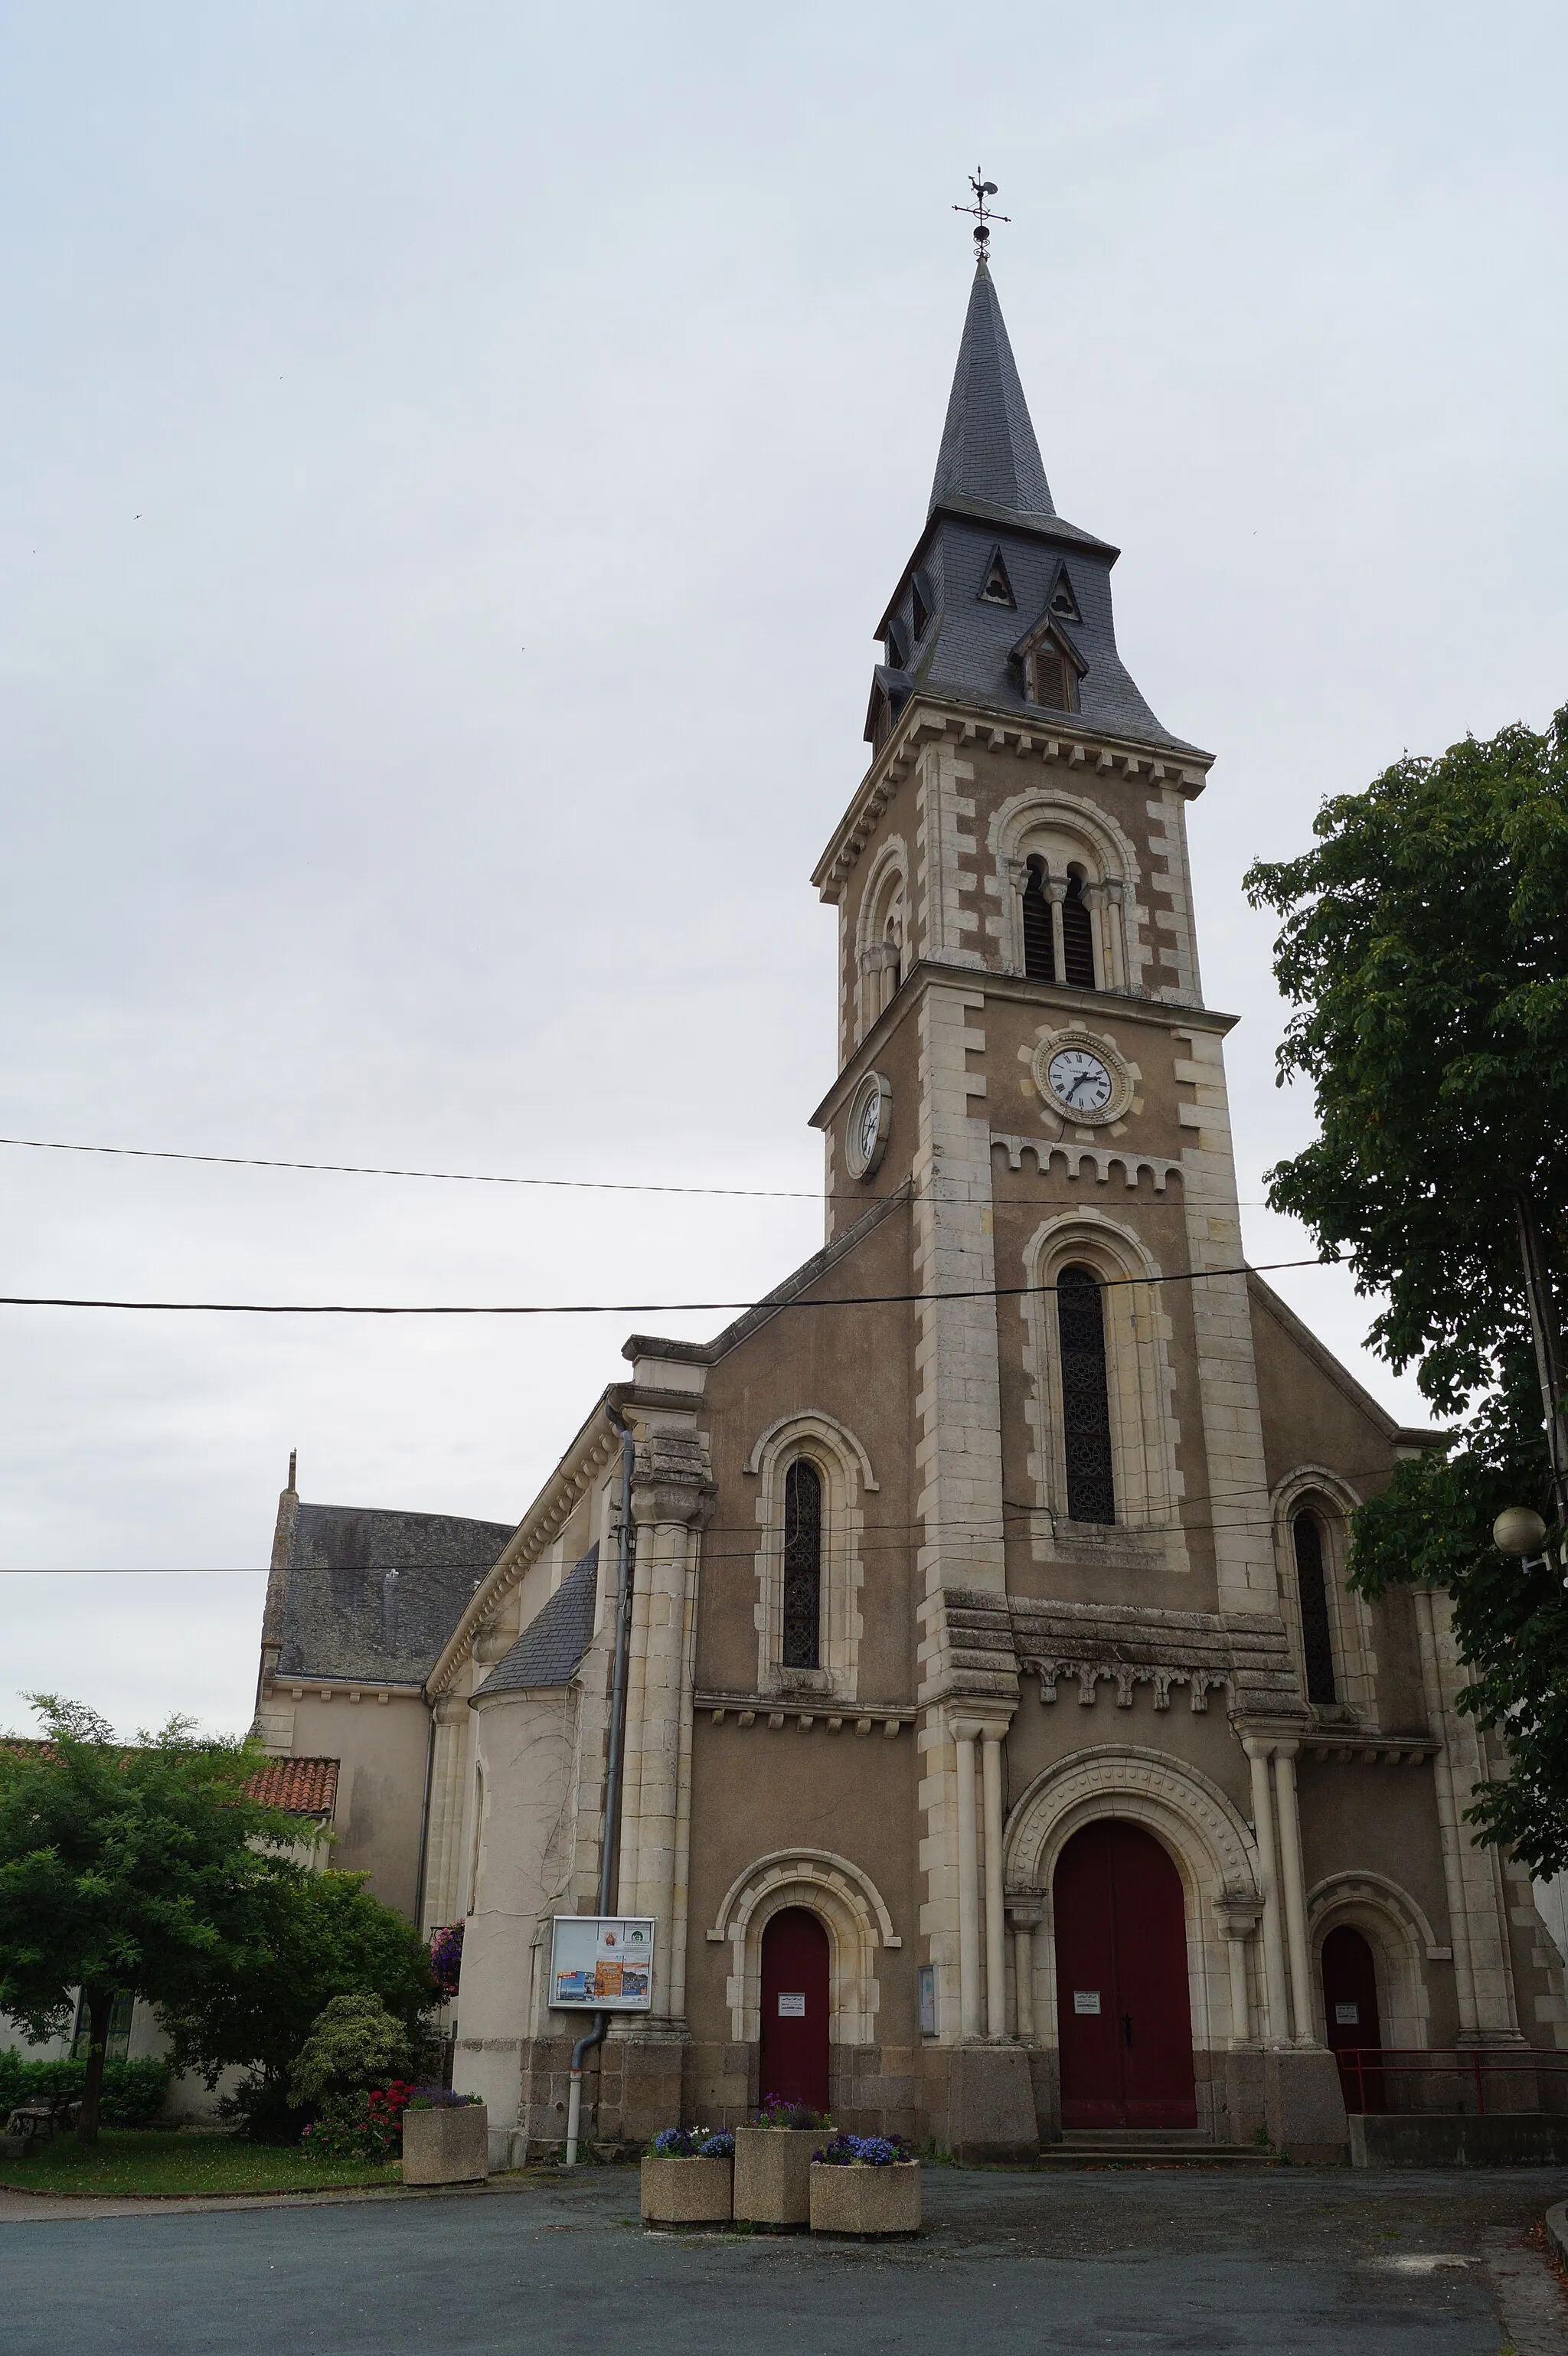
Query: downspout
565 1397 637 2165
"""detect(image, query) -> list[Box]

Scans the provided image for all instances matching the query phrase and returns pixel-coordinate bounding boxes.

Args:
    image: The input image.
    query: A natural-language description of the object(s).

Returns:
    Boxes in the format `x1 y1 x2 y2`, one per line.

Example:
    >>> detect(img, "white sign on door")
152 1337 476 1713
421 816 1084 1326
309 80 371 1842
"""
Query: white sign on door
1334 2003 1359 2026
1073 1990 1102 2015
777 1992 806 2018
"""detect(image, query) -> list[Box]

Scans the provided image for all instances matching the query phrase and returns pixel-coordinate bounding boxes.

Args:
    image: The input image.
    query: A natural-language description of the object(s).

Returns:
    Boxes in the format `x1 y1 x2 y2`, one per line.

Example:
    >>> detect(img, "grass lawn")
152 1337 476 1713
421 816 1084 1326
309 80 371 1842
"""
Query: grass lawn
0 2129 400 2198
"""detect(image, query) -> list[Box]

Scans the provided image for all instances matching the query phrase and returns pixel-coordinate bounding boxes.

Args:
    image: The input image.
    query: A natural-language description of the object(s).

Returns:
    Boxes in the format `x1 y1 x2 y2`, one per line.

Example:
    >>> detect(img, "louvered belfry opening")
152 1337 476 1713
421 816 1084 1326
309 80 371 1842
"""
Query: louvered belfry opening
1292 1510 1338 1704
1033 648 1070 710
782 1458 824 1669
1062 874 1097 988
1057 1264 1116 1524
1022 857 1056 981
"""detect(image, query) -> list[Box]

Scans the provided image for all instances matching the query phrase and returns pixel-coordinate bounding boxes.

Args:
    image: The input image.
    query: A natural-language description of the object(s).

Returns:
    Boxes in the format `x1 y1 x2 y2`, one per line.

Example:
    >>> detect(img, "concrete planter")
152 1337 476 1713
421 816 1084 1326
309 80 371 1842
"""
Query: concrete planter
640 2153 733 2227
809 2159 921 2237
402 2102 489 2186
733 2126 822 2227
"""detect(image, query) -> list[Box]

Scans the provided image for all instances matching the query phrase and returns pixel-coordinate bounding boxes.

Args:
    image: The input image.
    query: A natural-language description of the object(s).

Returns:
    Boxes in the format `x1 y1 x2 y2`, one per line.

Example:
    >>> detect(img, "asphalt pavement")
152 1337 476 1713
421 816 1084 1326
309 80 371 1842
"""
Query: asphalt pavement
2 2162 1565 2354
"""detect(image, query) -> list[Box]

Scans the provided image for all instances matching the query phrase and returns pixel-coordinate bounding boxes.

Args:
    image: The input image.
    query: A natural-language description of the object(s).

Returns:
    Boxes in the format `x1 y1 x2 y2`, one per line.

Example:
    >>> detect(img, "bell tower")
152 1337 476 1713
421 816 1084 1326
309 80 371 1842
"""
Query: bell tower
811 245 1280 2096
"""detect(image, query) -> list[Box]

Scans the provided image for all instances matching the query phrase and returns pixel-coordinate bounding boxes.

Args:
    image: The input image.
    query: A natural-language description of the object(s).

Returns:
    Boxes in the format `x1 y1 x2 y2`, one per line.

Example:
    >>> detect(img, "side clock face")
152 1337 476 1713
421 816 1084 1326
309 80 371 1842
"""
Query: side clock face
846 1071 891 1178
1047 1047 1114 1114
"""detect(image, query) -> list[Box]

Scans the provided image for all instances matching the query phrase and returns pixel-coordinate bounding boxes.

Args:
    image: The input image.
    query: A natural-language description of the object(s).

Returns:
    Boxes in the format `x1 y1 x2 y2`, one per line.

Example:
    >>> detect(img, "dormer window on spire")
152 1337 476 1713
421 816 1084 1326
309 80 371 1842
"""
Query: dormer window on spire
1011 610 1086 714
978 547 1016 606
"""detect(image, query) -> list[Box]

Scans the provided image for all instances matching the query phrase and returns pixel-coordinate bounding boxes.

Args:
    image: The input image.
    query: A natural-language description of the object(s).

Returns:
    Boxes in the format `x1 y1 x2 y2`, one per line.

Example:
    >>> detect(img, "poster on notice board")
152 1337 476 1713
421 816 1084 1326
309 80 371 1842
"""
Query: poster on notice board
548 1916 655 2011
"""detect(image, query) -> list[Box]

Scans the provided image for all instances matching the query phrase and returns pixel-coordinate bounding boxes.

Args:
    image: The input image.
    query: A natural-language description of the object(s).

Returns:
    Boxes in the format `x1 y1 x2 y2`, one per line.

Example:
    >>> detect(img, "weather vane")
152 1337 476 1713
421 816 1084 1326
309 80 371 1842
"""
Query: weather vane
953 169 1010 257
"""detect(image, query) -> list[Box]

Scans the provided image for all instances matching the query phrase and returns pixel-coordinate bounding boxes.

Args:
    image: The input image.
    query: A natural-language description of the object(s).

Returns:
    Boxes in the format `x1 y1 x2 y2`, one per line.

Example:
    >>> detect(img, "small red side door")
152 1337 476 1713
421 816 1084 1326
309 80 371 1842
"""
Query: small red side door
1055 1818 1197 2129
759 1907 830 2113
1321 1925 1385 2112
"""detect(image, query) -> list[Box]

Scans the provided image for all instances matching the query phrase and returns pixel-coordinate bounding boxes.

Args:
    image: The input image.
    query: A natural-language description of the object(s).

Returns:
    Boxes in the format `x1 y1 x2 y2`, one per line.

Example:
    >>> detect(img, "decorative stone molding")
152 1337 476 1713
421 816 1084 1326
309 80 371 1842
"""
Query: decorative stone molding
985 783 1145 989
744 1409 873 1703
1004 1744 1261 2054
919 1587 1020 1709
991 1132 1184 1192
1307 1869 1442 2047
704 1848 900 2047
1009 1598 1305 1722
1016 1210 1188 1572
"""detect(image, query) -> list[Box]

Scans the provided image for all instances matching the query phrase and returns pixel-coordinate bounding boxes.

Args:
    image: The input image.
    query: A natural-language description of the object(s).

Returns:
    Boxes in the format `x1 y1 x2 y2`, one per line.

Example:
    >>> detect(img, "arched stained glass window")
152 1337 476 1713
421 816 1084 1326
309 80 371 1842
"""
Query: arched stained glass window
782 1459 823 1668
1057 1264 1115 1524
1292 1510 1337 1704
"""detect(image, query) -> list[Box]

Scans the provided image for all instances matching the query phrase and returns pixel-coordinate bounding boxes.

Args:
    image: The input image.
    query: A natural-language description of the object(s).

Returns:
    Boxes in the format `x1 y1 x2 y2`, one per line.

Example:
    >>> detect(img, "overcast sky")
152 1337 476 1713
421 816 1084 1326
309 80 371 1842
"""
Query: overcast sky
2 2 1563 1741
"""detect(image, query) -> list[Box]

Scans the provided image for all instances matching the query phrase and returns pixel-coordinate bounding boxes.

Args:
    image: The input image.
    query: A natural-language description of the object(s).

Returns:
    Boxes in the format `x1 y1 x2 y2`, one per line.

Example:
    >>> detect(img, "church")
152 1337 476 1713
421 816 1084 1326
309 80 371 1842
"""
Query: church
253 253 1568 2165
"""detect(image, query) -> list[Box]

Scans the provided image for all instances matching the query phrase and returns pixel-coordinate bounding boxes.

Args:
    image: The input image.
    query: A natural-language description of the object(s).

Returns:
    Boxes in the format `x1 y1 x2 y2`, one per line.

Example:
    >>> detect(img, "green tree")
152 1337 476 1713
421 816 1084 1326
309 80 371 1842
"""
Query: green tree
1245 711 1568 1871
161 1867 438 2128
0 1698 307 2142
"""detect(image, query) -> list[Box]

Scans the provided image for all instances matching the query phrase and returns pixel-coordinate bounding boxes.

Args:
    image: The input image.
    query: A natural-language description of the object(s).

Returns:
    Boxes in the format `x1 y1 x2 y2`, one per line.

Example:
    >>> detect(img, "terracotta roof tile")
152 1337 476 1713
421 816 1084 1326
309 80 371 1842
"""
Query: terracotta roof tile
245 1756 339 1816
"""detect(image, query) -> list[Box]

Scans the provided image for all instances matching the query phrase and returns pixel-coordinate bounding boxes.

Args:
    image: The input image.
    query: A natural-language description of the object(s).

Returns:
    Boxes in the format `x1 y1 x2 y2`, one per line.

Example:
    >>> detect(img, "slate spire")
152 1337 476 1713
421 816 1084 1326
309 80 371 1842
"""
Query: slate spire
928 257 1055 522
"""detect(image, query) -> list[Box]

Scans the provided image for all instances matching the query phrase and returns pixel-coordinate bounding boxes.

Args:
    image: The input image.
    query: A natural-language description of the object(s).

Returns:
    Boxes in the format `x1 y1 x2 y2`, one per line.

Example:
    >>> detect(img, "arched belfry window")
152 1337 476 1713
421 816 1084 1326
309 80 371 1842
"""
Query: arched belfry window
782 1459 823 1668
1022 857 1055 982
1057 1265 1116 1524
1062 871 1096 989
1292 1510 1337 1704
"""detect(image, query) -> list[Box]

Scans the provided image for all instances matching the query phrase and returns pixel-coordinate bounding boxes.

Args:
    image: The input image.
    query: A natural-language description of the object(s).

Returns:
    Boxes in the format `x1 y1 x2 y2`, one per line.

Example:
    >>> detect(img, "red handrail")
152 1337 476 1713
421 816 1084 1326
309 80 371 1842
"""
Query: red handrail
1335 2046 1568 2116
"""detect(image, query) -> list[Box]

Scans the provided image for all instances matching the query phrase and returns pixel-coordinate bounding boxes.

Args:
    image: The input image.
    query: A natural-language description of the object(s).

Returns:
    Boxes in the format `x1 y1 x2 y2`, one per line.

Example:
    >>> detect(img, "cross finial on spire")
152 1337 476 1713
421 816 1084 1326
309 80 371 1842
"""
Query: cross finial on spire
952 169 1010 261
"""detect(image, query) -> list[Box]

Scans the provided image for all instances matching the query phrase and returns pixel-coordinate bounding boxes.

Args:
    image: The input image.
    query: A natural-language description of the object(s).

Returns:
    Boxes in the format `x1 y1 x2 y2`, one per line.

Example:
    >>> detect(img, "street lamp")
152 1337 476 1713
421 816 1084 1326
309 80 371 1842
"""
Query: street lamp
1493 1507 1549 1557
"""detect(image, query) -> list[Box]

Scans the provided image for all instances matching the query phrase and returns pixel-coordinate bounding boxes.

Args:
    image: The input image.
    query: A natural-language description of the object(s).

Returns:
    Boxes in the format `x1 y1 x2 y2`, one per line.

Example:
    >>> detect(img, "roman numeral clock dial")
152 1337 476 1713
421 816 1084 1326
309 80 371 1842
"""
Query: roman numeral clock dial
1047 1048 1113 1113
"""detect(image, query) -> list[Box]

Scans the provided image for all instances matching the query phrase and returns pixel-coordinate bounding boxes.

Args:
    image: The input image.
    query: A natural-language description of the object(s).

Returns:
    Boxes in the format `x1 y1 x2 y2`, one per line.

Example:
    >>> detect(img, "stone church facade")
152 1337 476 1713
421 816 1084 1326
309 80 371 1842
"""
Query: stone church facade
253 261 1568 2163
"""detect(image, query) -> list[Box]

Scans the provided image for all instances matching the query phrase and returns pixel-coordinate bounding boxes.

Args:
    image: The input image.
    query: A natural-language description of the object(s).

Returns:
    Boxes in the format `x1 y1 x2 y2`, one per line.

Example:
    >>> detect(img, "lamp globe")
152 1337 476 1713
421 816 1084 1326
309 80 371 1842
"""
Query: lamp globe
1492 1506 1548 1557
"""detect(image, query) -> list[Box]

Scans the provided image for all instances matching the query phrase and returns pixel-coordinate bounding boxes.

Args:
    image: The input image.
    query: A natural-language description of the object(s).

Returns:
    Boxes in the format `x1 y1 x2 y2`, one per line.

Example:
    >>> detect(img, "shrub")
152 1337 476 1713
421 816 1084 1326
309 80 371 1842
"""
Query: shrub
406 2085 481 2110
813 2132 914 2167
287 1995 413 2108
649 2125 733 2158
0 2050 172 2127
747 2094 831 2130
428 1923 463 1999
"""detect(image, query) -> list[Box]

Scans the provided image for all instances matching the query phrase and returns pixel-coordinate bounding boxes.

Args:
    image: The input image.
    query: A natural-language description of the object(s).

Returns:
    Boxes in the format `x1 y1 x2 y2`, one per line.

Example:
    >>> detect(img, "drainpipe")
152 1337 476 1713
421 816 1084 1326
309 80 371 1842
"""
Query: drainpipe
565 1397 637 2166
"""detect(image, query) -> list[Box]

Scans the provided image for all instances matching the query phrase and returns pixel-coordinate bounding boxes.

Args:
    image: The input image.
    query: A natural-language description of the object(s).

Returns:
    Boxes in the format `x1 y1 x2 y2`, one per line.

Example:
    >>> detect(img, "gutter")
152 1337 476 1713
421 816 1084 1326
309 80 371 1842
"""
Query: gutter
564 1395 638 2166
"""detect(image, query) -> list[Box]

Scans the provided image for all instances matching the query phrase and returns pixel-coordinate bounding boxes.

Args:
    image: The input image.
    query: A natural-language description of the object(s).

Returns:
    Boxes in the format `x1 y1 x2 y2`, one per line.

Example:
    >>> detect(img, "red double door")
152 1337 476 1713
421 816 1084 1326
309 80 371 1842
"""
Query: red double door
1055 1819 1197 2129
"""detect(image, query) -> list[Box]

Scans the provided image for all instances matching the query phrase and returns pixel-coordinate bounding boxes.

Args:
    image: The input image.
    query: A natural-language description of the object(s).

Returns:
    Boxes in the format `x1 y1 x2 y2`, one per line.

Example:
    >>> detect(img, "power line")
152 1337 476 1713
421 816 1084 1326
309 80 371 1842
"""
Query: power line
0 1132 1330 1214
0 1254 1328 1319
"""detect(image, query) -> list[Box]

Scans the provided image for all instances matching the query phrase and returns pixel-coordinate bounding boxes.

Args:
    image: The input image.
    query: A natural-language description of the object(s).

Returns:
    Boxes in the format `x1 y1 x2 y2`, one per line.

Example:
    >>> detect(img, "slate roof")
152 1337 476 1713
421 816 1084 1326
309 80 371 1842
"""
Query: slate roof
276 1502 518 1686
473 1543 600 1697
929 258 1056 521
245 1756 340 1815
875 260 1206 762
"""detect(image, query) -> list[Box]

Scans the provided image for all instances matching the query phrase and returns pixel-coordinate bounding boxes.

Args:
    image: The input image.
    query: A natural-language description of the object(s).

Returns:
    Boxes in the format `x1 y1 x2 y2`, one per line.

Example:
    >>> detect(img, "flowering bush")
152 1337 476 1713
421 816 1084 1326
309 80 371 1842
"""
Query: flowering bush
429 1923 464 1999
406 2084 482 2110
649 2126 734 2158
812 2132 914 2168
299 2080 415 2163
747 2094 831 2130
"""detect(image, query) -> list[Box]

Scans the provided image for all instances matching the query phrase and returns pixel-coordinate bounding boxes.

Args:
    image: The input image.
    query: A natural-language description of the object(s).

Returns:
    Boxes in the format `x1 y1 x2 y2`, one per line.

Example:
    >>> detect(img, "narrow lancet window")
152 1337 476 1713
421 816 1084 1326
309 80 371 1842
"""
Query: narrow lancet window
1062 874 1096 988
1022 857 1055 981
782 1459 823 1668
1293 1511 1337 1704
1057 1265 1116 1524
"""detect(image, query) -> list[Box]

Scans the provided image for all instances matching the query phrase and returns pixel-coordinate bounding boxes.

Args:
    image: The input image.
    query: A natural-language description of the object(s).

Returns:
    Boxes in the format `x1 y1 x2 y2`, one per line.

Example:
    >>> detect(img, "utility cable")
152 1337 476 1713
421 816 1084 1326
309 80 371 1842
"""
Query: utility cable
0 1253 1330 1317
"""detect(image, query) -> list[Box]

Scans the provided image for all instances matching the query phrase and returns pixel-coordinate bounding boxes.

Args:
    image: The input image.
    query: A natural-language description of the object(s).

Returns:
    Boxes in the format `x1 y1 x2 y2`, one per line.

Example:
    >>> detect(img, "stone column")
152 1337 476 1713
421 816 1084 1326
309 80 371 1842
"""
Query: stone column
981 1727 1008 2039
1045 874 1067 984
1243 1738 1291 2044
952 1721 982 2040
1214 1903 1259 2045
421 1694 472 1934
1272 1743 1317 2043
1007 1900 1042 2041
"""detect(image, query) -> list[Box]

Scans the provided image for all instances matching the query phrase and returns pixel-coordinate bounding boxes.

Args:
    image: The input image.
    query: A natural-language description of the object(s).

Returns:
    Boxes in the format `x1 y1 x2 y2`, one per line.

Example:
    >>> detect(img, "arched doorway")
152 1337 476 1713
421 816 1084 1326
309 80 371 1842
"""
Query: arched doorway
1054 1818 1197 2129
759 1907 830 2113
1321 1924 1385 2112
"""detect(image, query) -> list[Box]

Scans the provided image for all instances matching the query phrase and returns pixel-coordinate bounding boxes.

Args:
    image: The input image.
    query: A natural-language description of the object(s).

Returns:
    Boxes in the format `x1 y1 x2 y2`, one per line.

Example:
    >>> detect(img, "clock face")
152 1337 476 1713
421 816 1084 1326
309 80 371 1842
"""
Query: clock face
1047 1047 1114 1114
858 1090 882 1163
846 1071 891 1177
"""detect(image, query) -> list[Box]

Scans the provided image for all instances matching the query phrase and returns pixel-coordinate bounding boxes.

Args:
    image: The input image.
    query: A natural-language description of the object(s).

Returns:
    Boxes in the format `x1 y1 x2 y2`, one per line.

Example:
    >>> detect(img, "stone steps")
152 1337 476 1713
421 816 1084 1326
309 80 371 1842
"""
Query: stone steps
1033 2131 1276 2168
